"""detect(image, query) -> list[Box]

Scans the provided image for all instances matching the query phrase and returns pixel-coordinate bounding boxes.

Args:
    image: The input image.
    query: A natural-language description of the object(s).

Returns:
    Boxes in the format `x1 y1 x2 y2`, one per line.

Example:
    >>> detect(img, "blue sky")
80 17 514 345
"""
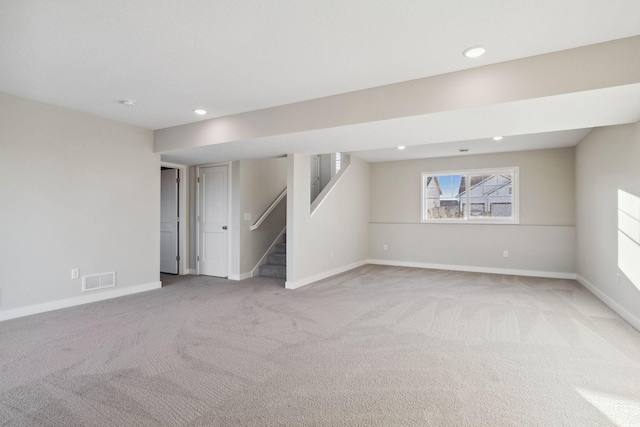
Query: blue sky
437 174 463 198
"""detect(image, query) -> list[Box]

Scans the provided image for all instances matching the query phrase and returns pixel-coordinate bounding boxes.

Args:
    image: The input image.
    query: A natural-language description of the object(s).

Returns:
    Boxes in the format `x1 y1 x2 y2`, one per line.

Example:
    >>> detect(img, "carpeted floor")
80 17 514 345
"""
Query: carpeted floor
1 265 640 426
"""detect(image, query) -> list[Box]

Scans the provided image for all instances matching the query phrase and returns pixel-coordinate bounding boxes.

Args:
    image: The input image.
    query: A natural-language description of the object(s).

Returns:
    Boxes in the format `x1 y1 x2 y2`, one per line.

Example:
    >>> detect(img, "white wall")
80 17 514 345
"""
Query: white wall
286 154 369 289
576 122 640 328
0 93 160 317
368 148 576 276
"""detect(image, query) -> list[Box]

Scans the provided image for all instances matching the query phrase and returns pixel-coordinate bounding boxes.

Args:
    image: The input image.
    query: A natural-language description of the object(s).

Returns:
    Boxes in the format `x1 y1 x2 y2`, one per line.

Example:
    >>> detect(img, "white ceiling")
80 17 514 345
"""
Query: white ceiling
160 83 640 164
161 126 594 165
2 1 640 162
355 129 593 163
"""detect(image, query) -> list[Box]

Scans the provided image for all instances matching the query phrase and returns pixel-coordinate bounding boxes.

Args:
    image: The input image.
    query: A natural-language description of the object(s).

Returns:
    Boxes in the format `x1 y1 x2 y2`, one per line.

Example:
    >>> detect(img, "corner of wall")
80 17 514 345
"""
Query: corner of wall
574 122 640 331
286 154 369 289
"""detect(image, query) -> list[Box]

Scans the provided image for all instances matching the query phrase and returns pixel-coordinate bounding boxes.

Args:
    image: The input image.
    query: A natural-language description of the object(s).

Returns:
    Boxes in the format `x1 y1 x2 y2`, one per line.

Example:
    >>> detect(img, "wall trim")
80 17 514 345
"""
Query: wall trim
576 275 640 332
187 269 197 275
285 260 367 290
367 259 577 280
0 281 162 323
229 272 252 281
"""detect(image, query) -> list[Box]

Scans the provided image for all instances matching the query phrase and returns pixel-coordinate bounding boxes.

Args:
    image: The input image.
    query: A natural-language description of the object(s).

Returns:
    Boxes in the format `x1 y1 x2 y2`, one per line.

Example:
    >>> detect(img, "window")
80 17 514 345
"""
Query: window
421 167 518 223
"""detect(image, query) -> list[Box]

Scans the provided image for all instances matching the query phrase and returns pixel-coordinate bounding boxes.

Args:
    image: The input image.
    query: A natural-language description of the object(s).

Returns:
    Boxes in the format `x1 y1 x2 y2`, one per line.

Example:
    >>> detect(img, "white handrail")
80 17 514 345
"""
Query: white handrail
250 188 287 231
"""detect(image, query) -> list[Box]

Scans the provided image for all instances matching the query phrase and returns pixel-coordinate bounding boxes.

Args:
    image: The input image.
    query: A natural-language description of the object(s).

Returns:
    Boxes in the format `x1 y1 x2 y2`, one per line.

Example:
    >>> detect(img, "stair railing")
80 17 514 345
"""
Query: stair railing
250 188 287 231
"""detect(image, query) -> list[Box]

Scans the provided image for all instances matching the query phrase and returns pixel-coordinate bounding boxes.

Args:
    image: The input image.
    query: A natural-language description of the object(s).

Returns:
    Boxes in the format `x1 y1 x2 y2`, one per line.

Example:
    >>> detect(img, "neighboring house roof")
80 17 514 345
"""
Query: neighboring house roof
457 174 512 197
458 175 486 195
426 176 442 196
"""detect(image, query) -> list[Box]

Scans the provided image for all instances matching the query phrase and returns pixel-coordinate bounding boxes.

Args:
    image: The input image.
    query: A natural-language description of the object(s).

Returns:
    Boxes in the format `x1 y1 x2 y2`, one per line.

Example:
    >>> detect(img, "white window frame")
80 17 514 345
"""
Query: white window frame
420 167 519 224
331 152 342 176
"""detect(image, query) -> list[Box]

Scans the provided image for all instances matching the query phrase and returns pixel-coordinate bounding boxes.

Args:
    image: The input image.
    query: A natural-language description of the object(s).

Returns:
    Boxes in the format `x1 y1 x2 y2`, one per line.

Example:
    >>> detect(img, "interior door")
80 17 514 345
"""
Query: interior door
160 168 179 274
198 165 228 277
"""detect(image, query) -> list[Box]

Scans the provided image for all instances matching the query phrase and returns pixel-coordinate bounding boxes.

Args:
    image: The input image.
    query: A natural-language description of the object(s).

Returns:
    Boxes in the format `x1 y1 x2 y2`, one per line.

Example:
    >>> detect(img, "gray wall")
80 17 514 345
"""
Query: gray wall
0 93 159 311
319 153 332 191
238 157 287 276
368 148 576 275
576 122 640 324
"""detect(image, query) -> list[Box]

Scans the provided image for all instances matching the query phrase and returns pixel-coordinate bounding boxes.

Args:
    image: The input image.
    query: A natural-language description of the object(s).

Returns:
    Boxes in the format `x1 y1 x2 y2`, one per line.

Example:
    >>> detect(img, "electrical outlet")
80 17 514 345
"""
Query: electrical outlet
244 213 252 221
330 251 334 258
503 251 509 258
383 244 388 251
71 268 79 279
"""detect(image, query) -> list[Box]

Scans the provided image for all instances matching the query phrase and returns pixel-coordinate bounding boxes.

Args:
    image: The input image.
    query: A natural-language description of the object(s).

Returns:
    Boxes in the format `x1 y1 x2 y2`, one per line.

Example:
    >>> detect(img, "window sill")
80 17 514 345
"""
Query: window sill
420 219 520 225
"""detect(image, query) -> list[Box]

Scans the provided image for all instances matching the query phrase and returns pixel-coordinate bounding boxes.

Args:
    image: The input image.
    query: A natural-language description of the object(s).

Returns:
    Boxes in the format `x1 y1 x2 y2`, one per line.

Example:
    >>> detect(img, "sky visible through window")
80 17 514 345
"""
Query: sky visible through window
436 174 463 198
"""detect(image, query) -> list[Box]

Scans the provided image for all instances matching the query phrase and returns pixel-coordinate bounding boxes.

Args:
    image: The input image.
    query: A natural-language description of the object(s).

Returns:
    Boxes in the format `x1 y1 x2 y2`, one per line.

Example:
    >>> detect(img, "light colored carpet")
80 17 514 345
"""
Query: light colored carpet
1 265 640 426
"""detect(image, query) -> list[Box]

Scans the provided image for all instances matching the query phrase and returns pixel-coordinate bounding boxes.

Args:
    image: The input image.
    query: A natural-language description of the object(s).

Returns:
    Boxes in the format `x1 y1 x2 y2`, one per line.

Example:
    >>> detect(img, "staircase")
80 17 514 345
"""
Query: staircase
259 235 286 278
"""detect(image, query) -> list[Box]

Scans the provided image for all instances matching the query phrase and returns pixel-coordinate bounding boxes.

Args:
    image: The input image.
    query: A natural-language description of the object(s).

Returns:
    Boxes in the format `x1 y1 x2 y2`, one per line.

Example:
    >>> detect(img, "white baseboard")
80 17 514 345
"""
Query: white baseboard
285 260 367 290
0 281 162 323
576 275 640 332
186 269 197 275
367 259 577 280
228 272 252 281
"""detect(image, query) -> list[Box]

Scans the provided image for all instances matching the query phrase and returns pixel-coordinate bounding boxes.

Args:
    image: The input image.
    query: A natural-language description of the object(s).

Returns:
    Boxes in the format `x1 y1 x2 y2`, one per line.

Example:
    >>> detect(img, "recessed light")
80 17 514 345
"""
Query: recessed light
193 109 207 115
493 136 503 141
397 146 406 150
459 148 469 153
120 99 135 107
463 46 485 58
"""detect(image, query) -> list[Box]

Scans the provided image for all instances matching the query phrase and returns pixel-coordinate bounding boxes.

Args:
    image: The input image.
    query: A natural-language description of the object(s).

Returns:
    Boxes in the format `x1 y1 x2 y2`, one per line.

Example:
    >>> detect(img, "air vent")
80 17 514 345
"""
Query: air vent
82 272 116 292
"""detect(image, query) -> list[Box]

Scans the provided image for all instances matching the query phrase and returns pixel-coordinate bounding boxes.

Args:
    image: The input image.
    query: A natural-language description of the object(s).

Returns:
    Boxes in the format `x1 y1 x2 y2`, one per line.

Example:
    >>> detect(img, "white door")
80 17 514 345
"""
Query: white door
160 168 179 274
198 165 228 277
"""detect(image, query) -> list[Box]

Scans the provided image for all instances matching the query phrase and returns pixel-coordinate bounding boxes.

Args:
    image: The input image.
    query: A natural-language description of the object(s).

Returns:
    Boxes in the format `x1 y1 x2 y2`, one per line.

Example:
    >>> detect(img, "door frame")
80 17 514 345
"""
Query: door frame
161 162 188 275
196 162 233 278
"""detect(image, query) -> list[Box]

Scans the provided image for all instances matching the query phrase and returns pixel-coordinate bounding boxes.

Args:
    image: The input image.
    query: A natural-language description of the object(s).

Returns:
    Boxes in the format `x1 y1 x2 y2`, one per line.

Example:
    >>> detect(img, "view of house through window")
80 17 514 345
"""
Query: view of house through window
422 168 518 222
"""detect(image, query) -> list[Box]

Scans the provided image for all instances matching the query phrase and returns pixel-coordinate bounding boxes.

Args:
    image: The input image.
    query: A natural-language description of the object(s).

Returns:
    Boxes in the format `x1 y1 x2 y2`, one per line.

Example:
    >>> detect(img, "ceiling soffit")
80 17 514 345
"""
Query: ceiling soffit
155 36 640 158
